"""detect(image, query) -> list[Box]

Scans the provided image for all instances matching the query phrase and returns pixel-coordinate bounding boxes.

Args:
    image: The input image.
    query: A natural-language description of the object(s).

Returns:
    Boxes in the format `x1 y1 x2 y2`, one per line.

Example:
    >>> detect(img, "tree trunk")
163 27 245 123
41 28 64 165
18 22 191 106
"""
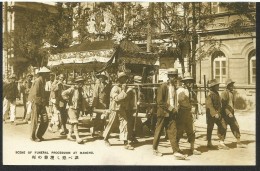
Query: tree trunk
147 2 154 52
191 2 197 82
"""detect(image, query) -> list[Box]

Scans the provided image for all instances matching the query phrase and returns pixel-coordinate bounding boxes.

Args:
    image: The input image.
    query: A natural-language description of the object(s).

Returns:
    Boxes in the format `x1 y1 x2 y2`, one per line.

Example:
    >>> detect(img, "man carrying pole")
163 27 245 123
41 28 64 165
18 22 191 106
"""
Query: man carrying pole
125 75 142 145
206 79 229 149
221 79 247 148
103 72 134 150
176 72 201 155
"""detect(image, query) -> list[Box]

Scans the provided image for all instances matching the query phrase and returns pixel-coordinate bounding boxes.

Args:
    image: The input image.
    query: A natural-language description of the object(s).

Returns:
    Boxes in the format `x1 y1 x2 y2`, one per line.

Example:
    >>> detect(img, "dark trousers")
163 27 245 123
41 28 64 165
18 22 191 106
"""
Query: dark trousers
30 102 49 140
177 108 195 143
223 114 241 139
153 114 179 153
126 110 135 141
92 113 106 132
59 104 68 131
206 113 227 141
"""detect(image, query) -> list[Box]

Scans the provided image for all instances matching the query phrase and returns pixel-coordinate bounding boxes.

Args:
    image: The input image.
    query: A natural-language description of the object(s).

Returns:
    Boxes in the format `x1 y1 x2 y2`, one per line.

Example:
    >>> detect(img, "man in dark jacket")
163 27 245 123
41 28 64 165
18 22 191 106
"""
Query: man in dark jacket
206 79 228 149
91 72 111 137
28 67 50 142
3 74 19 123
153 68 187 160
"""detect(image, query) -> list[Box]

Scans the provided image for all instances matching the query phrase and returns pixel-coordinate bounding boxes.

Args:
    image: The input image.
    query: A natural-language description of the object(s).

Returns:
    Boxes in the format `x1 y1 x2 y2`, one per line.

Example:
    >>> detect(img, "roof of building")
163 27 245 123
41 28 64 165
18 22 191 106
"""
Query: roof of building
63 40 115 53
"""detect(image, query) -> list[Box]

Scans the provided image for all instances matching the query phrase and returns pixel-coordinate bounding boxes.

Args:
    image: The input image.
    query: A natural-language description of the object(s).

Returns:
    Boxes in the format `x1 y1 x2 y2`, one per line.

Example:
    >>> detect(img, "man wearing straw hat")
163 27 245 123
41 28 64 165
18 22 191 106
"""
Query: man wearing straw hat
103 72 134 150
176 72 201 155
206 79 229 150
62 76 86 144
153 68 187 160
28 67 51 142
221 79 246 148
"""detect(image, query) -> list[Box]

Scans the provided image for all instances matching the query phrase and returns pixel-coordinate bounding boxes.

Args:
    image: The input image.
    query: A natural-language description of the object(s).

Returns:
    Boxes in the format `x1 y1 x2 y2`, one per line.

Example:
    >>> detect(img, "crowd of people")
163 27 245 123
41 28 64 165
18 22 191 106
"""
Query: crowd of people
3 66 247 160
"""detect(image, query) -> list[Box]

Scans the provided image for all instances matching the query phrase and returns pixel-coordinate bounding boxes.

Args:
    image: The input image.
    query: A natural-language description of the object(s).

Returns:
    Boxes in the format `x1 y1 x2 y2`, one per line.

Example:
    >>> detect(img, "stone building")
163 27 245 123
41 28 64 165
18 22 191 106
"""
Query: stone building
196 3 256 108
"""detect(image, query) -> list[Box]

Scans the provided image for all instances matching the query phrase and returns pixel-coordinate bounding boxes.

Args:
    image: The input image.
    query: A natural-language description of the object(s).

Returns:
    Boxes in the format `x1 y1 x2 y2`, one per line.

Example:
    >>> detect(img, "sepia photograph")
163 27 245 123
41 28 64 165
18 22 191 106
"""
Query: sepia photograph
2 1 256 165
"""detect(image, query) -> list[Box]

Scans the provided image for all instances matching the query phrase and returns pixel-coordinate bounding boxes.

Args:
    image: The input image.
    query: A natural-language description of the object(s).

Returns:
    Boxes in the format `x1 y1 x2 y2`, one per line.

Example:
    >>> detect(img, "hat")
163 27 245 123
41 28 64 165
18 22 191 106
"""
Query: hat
182 72 194 81
134 76 142 83
208 79 220 88
9 74 16 79
167 68 178 75
96 72 108 79
225 78 235 87
38 67 50 73
117 72 128 81
75 76 85 83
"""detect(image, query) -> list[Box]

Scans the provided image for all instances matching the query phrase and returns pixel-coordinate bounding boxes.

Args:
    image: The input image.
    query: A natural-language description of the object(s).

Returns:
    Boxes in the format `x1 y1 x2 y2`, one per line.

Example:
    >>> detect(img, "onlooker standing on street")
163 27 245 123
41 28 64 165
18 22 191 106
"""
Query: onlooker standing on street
45 73 55 118
28 67 50 142
20 74 33 119
51 74 69 135
153 68 187 159
206 79 229 150
221 79 247 148
176 72 201 155
62 76 86 144
103 72 134 150
3 74 20 124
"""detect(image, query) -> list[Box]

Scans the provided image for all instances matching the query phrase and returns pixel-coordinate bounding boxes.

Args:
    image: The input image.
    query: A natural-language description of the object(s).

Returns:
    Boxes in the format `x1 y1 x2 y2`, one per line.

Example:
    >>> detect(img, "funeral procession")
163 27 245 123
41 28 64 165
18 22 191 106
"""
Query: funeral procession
2 2 256 165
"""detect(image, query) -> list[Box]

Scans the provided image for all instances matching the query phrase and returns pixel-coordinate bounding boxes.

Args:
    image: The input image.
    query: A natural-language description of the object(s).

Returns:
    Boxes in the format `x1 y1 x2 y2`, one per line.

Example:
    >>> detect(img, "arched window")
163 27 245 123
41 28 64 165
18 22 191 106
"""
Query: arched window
249 50 256 84
212 51 227 83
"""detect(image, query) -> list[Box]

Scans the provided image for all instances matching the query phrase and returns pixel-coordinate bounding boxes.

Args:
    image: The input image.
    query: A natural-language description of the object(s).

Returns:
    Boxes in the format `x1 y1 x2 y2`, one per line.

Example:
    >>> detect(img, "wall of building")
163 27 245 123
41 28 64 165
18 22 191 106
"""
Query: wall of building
196 33 256 108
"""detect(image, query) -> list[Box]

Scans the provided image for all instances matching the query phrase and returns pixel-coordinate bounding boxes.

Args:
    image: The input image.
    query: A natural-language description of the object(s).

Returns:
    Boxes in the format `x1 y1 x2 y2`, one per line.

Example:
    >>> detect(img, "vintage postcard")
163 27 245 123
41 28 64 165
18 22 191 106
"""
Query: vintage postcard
2 1 256 165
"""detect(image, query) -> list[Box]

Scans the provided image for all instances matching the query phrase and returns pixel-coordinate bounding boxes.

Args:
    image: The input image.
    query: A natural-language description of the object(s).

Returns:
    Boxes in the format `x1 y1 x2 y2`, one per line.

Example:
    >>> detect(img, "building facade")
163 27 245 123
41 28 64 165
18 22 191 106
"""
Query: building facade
196 3 256 108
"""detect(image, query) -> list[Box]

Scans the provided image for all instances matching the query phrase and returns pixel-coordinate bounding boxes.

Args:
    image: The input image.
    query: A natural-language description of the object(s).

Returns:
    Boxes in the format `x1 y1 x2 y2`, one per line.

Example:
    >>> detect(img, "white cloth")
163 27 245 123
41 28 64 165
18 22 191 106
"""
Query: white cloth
168 85 175 108
3 98 16 121
45 81 52 92
228 91 234 108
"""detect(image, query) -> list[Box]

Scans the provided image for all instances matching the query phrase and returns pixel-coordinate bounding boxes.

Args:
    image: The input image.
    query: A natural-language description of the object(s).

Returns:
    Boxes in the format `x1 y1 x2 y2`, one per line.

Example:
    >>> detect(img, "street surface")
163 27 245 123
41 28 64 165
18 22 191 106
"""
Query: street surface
3 104 256 165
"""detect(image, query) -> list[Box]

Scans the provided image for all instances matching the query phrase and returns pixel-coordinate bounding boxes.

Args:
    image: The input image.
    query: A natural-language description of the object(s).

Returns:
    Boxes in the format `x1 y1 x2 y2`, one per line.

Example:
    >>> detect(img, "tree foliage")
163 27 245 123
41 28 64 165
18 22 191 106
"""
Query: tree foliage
9 5 51 74
219 2 256 35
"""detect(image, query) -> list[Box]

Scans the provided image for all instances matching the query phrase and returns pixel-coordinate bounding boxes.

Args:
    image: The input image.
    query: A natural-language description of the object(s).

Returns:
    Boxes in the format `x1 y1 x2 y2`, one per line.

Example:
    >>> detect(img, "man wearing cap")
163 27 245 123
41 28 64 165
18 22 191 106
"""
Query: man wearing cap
176 72 201 155
62 76 86 144
28 67 50 142
3 74 20 124
206 79 229 149
20 74 33 119
221 79 246 148
51 74 69 135
91 72 112 137
103 72 134 150
125 75 142 144
153 68 187 159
